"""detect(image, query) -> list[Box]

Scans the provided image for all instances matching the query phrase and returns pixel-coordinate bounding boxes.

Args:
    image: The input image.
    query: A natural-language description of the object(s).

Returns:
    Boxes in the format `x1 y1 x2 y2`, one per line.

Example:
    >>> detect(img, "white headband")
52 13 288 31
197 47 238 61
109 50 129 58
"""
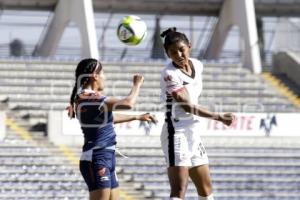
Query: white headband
93 62 100 73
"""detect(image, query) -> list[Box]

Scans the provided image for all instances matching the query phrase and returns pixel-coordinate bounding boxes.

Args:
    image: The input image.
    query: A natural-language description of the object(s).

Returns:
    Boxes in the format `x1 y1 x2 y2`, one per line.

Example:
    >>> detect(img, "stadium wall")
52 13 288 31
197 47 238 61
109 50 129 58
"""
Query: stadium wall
273 51 300 87
48 111 83 145
47 111 300 146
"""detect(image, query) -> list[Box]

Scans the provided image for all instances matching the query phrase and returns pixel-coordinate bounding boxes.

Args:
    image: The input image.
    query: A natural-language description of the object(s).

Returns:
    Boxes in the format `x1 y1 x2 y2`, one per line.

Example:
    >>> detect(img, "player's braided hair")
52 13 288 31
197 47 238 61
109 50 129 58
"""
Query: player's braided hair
69 58 102 112
160 27 190 52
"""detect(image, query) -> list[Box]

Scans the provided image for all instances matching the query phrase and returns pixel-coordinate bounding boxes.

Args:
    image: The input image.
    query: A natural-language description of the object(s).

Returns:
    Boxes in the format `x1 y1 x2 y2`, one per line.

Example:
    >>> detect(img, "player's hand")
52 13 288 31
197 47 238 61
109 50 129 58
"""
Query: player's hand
219 113 236 126
133 74 144 86
65 104 75 119
138 113 158 124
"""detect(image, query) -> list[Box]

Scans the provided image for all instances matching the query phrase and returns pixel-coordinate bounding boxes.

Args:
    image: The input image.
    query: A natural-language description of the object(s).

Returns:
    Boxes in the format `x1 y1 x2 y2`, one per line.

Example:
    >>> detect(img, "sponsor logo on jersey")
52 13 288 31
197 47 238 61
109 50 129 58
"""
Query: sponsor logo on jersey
100 176 110 182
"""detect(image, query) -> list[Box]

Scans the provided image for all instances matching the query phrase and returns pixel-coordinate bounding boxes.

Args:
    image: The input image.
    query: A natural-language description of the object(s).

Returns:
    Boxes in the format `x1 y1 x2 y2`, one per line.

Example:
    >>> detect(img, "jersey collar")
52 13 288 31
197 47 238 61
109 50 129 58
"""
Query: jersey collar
172 60 195 79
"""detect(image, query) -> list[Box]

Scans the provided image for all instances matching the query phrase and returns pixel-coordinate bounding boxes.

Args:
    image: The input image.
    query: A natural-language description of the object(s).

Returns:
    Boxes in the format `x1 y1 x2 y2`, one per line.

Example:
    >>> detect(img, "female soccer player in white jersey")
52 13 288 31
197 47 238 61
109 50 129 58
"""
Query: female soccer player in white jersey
160 28 235 200
66 58 156 200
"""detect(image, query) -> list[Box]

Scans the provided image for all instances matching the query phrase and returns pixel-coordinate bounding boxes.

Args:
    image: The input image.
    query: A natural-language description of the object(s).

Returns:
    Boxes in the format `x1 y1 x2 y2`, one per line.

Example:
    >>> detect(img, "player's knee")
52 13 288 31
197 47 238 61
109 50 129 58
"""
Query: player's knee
196 180 213 196
170 183 187 197
204 181 213 192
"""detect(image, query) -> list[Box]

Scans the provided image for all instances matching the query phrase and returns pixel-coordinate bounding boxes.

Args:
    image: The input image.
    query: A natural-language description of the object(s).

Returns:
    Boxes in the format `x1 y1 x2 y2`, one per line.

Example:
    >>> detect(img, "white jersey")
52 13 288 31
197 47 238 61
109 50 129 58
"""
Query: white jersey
160 58 208 167
160 58 204 129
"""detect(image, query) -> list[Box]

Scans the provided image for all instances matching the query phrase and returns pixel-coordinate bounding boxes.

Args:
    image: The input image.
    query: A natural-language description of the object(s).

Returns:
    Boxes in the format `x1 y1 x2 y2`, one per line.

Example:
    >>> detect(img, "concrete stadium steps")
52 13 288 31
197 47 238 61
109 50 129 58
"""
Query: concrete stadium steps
2 117 300 200
0 62 77 72
0 61 244 72
0 70 73 79
0 59 299 135
115 136 300 200
5 104 297 115
1 116 150 200
5 102 297 113
154 192 300 200
0 79 282 95
0 86 71 96
138 179 300 192
0 91 296 113
0 73 264 85
0 70 267 83
4 117 46 131
5 112 47 134
0 78 73 86
0 74 265 87
0 93 291 107
0 84 276 95
0 137 88 199
5 110 48 121
1 60 298 115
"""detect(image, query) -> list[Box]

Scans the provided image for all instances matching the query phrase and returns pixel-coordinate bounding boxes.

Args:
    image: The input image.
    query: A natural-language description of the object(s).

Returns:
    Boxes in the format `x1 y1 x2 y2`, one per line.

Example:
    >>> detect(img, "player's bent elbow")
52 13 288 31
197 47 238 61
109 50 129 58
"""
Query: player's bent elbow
113 99 135 110
123 103 134 110
181 104 193 113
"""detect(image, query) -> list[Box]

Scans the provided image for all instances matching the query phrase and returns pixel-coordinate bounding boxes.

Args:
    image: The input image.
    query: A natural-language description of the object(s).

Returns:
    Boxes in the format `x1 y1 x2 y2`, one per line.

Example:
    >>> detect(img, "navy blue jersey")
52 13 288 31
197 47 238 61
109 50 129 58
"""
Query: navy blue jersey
76 93 116 151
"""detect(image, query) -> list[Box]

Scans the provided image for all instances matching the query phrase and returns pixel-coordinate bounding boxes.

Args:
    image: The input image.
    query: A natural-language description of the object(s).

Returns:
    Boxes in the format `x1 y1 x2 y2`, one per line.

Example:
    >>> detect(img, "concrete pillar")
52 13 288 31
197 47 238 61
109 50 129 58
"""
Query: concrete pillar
151 16 165 59
204 0 261 73
34 0 99 59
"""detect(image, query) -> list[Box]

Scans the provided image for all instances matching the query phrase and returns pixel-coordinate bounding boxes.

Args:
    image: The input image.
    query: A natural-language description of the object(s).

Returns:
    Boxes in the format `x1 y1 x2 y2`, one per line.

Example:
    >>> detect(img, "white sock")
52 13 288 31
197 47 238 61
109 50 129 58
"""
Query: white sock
199 193 214 200
170 198 182 200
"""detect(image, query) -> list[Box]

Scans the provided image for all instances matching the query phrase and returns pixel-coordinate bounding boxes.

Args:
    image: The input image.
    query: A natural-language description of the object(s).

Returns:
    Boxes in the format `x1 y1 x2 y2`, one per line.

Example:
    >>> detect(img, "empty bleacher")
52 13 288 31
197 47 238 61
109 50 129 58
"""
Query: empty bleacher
0 115 148 200
1 59 300 200
19 133 297 200
0 119 88 200
0 59 298 118
116 135 300 200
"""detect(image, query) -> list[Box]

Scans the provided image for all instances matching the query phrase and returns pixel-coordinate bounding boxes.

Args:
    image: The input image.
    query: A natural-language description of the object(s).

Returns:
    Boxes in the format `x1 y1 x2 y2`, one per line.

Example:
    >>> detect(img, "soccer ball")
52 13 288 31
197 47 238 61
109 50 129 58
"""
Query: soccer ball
117 15 147 46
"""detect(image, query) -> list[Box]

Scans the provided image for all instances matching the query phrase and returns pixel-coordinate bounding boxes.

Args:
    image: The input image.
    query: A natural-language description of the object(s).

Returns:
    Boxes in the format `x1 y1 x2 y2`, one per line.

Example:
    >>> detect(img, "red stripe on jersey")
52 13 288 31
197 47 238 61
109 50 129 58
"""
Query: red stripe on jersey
173 87 184 93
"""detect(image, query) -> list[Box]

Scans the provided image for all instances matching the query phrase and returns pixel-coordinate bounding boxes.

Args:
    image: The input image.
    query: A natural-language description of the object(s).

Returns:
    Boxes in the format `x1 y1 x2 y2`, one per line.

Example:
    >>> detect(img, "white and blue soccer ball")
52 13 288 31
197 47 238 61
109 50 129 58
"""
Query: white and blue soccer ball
117 15 147 46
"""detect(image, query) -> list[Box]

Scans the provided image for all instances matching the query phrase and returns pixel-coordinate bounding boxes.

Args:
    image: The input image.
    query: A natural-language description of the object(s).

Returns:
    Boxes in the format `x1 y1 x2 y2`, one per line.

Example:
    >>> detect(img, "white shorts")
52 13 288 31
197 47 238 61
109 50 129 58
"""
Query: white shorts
160 122 209 167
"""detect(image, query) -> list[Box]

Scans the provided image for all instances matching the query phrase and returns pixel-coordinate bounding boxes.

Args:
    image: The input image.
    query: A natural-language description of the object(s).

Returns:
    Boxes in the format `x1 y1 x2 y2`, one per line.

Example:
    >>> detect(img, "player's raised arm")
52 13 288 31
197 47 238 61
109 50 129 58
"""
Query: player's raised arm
113 113 157 124
171 87 235 126
105 74 144 111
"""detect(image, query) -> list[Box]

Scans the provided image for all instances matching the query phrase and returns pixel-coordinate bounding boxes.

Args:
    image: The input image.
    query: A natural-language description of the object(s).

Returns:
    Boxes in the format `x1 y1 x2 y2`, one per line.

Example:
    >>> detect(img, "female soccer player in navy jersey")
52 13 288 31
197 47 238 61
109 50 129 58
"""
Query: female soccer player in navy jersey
160 28 235 200
67 58 156 200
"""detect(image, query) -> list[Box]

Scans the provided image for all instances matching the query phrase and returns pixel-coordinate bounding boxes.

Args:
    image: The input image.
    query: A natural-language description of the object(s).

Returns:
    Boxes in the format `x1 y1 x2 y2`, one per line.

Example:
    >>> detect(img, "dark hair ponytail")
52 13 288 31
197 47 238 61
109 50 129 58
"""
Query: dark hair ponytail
69 58 102 117
160 27 189 52
160 27 177 38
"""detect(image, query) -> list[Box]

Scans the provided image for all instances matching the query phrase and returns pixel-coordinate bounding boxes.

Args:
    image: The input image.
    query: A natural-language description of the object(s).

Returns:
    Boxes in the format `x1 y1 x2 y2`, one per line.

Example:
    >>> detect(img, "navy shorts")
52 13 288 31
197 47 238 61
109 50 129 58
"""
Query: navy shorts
79 149 118 191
